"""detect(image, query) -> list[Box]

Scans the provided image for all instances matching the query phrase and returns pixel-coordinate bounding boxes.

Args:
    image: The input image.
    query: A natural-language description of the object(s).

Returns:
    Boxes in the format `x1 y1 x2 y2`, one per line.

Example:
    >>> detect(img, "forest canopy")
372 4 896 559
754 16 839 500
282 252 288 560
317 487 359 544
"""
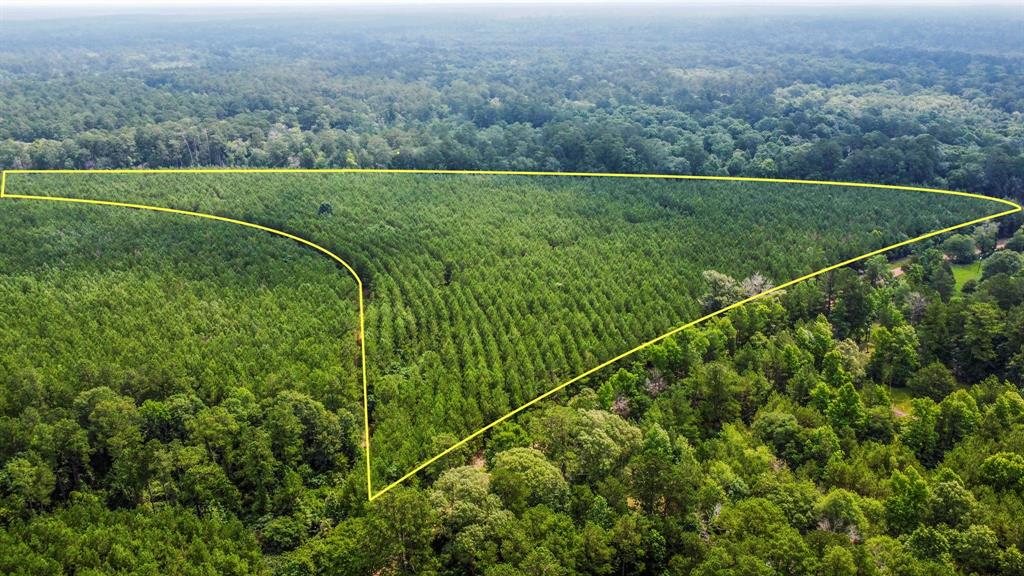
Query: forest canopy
1 172 1004 493
1 6 1022 204
2 4 1024 576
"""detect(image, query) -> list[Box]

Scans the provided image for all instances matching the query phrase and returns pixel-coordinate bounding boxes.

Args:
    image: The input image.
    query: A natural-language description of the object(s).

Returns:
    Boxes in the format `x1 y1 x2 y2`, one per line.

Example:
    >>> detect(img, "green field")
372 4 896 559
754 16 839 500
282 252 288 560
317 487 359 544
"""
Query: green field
952 260 983 291
0 173 1000 491
889 387 915 417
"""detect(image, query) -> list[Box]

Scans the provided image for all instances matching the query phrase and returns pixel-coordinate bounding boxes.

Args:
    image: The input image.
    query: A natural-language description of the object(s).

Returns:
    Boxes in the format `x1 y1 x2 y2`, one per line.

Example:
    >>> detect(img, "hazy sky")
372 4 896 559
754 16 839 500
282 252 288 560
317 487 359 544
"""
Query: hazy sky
5 0 1021 5
4 0 1019 20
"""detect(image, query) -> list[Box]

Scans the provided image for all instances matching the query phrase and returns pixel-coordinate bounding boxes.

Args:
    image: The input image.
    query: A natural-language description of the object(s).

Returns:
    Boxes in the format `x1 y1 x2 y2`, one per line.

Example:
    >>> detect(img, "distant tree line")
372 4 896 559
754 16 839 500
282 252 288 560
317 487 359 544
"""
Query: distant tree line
2 10 1022 204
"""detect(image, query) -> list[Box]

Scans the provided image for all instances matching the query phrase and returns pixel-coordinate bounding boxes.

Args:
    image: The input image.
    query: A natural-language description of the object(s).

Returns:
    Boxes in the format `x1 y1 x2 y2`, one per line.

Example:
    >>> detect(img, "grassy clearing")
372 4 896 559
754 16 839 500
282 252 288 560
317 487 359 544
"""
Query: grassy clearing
889 387 914 417
952 261 982 291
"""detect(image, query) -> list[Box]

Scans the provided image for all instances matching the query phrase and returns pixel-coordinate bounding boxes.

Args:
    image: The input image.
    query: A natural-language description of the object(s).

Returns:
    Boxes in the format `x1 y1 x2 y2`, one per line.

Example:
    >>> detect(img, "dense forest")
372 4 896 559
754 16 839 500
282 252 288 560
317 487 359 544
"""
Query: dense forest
4 172 1003 491
2 4 1024 576
1 6 1023 205
1 172 1021 575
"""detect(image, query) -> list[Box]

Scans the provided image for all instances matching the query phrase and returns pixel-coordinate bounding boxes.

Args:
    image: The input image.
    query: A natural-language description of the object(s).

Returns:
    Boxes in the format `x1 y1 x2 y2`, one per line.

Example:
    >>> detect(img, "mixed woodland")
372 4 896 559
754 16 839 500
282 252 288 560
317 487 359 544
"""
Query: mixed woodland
1 7 1023 205
1 5 1024 576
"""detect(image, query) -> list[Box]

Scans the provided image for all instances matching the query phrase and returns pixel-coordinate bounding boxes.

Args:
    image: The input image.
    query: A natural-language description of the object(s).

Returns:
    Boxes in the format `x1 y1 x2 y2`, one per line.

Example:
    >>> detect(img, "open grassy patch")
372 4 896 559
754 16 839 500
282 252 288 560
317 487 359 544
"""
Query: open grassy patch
952 260 983 291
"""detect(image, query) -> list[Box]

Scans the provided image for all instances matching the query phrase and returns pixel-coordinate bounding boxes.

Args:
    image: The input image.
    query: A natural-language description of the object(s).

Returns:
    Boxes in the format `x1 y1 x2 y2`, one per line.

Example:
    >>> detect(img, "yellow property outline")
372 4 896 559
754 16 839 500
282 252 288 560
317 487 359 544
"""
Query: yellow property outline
1 168 1020 500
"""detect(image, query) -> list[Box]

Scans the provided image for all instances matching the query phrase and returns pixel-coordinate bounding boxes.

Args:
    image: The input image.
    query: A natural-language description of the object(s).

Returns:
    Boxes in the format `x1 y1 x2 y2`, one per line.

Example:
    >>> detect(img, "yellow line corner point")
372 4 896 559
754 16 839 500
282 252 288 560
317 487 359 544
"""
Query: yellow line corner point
0 169 1020 500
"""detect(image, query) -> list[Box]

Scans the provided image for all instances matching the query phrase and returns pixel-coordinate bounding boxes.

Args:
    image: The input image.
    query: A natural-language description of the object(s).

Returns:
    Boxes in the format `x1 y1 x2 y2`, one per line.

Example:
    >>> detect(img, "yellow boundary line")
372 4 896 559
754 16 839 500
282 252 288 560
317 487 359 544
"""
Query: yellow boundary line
1 168 1019 500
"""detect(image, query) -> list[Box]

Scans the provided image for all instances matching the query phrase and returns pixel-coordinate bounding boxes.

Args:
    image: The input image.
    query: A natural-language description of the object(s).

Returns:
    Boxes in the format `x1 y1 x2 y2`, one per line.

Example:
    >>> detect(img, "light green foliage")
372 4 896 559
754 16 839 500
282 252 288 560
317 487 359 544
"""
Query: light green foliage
928 472 976 528
902 398 941 466
0 453 55 512
816 489 869 539
699 270 744 313
489 448 569 513
942 234 978 265
868 324 920 387
827 383 867 432
821 545 857 576
0 492 263 575
981 452 1024 492
974 222 1000 257
1007 227 1024 253
865 255 894 287
906 525 951 560
908 361 958 401
823 349 853 389
366 487 441 575
885 467 930 535
936 391 981 451
953 524 1003 575
528 406 641 484
963 303 1005 380
430 466 501 536
982 250 1024 280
